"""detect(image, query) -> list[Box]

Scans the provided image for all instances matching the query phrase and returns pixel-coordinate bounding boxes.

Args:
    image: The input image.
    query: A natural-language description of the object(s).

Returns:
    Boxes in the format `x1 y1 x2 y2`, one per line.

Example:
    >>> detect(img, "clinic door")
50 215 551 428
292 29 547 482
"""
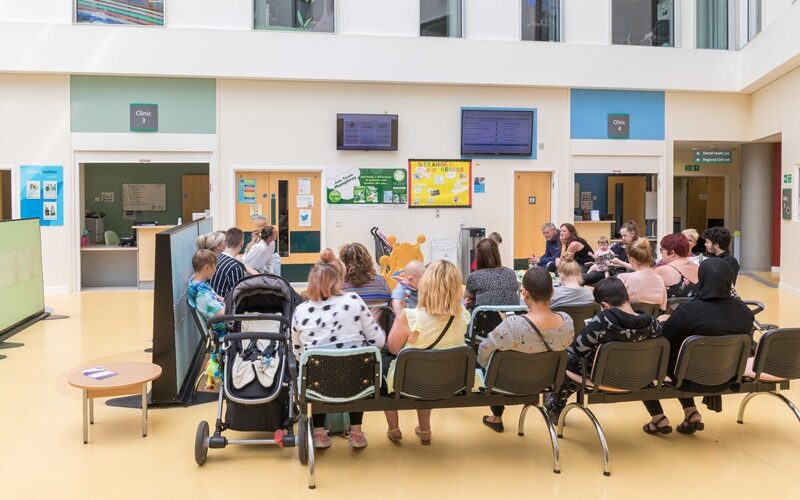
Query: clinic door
514 172 552 270
182 174 210 222
686 176 725 233
235 171 321 282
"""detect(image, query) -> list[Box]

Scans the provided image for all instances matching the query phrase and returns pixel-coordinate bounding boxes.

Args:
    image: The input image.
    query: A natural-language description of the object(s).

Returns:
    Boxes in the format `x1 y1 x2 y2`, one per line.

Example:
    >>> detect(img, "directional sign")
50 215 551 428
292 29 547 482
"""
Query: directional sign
607 114 629 139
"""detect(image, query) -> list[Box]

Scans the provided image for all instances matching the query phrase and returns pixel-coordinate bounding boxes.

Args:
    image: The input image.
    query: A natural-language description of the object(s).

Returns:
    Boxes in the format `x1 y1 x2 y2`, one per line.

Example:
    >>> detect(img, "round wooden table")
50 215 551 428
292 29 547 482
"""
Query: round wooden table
68 362 162 444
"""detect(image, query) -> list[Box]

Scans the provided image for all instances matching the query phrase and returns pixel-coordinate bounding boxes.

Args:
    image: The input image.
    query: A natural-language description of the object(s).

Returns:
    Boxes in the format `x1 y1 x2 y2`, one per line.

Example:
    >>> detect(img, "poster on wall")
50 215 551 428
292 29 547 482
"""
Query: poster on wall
326 168 407 205
408 159 472 208
238 178 256 203
20 165 64 227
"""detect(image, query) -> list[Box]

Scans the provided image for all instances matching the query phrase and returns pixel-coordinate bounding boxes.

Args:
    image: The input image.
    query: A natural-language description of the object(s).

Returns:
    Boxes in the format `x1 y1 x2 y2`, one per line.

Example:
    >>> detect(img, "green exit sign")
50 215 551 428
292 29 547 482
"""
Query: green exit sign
684 165 700 172
785 174 793 183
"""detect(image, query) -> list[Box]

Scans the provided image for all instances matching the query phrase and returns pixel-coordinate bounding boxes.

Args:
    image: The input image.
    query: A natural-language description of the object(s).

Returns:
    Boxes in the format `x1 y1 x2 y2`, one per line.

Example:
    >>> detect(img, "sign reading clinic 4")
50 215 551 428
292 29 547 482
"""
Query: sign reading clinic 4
20 165 64 226
607 114 630 139
130 103 158 132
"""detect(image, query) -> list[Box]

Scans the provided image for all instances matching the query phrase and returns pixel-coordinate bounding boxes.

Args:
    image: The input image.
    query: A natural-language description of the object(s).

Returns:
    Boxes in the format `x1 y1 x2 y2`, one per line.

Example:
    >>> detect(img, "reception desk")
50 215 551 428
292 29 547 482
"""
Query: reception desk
134 225 174 288
573 221 614 248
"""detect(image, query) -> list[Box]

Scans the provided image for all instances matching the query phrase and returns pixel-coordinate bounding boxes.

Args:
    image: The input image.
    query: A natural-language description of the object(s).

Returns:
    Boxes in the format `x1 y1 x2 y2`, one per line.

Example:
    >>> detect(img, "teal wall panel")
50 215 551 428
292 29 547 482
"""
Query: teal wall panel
84 163 208 237
71 76 216 133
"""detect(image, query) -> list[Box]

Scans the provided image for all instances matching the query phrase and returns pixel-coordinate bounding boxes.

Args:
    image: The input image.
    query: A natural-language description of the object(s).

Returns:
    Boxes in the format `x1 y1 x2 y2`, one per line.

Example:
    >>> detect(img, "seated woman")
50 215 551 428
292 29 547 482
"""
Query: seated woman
617 238 667 312
478 267 574 432
291 249 386 450
555 223 594 270
550 253 595 308
243 226 277 274
384 260 471 445
464 238 519 310
339 242 392 316
641 259 754 435
682 228 703 264
654 233 699 299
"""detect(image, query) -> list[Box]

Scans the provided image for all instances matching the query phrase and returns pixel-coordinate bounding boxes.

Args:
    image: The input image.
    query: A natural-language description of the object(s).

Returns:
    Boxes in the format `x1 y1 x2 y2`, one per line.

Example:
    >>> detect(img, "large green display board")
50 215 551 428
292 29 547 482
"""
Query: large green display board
326 168 407 205
0 219 45 336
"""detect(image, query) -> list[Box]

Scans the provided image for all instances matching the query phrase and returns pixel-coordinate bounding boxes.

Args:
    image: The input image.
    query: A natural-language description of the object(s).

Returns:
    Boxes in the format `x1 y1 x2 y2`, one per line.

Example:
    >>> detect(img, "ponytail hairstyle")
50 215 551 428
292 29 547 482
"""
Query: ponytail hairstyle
305 249 345 301
627 238 655 266
196 231 225 251
557 252 583 284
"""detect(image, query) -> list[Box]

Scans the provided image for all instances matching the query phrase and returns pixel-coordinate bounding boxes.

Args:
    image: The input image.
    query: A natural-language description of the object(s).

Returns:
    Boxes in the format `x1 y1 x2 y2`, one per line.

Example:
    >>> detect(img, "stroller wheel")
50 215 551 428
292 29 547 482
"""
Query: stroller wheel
195 421 210 465
298 417 309 465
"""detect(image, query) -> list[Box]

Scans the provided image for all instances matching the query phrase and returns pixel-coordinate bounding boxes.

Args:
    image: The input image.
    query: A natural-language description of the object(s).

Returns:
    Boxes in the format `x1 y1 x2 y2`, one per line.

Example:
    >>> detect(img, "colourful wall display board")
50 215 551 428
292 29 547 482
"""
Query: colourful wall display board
326 168 407 205
20 165 64 227
408 159 472 208
76 0 164 26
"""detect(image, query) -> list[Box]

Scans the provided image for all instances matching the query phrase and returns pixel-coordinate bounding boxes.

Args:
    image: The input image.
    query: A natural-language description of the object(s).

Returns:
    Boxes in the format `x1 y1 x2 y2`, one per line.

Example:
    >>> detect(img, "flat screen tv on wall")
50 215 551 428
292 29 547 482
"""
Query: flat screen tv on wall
337 114 399 151
461 108 536 157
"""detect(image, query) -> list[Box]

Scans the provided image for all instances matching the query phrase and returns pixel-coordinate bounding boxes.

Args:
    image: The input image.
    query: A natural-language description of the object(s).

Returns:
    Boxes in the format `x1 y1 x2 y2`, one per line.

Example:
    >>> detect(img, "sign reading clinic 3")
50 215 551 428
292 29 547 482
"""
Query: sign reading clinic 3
327 168 408 205
607 114 630 138
20 165 64 226
130 103 158 132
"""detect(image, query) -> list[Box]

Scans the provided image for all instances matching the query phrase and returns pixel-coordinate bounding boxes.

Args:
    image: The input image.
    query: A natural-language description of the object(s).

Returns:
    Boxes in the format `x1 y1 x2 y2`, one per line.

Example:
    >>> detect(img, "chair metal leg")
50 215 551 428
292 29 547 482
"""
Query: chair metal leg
533 404 561 474
557 403 611 476
517 404 532 436
738 391 800 424
307 415 316 490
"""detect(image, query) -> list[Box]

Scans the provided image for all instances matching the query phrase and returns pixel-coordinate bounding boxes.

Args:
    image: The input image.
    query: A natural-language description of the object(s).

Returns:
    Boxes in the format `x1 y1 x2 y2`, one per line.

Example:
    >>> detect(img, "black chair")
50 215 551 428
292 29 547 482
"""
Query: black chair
467 306 528 346
666 297 692 315
553 302 601 329
393 346 475 400
742 299 779 331
631 302 661 317
373 305 395 335
480 350 568 473
672 334 750 389
558 337 670 476
738 328 800 425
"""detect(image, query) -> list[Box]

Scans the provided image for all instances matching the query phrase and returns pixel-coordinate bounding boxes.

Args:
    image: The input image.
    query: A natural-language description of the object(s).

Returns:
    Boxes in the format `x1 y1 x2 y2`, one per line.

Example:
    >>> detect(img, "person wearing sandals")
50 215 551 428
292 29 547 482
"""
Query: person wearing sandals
641 258 754 435
291 249 386 449
383 260 470 445
478 267 574 432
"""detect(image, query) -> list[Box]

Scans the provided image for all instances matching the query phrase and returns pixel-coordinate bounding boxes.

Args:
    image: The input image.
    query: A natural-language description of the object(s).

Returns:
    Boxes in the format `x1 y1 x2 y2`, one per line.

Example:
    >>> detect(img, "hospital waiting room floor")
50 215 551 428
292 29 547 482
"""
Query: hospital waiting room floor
2 276 800 499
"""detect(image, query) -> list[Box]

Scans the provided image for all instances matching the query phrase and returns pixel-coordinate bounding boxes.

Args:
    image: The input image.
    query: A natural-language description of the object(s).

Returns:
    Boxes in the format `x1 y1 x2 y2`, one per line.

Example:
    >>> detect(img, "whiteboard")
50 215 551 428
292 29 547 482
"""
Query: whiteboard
122 183 167 212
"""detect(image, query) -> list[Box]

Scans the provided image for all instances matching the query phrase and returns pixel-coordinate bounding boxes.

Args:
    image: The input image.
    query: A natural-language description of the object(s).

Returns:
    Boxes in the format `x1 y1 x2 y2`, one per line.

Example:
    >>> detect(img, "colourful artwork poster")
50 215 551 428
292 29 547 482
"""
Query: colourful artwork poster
238 178 256 203
326 168 407 205
20 165 64 226
408 159 472 208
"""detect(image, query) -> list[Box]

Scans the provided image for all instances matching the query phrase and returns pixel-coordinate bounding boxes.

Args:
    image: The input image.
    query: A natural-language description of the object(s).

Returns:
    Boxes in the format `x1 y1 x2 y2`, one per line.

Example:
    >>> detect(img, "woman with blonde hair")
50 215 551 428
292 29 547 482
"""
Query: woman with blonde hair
383 259 470 445
196 231 226 255
550 253 594 308
617 238 667 311
291 249 386 450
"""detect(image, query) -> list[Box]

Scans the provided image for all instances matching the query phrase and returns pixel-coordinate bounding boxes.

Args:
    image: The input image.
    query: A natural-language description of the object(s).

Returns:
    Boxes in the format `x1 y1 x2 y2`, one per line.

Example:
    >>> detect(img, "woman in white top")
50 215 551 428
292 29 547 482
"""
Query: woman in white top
243 226 276 274
383 260 470 445
550 252 594 309
291 249 386 449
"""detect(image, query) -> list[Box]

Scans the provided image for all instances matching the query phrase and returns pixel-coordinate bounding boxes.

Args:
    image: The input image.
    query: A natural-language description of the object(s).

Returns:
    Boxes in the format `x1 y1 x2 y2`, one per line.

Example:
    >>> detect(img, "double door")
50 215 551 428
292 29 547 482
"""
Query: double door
513 172 552 270
235 171 321 282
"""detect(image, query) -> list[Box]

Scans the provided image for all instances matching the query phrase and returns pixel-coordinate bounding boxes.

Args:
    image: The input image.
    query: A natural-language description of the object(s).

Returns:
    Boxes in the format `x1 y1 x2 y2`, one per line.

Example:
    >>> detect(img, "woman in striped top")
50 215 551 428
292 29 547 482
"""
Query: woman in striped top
339 243 392 315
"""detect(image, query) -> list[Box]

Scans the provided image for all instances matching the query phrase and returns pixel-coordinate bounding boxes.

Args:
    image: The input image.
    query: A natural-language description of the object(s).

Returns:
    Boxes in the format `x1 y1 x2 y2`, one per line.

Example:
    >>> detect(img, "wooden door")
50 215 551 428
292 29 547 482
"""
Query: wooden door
0 170 10 220
181 174 210 223
706 177 725 222
513 172 552 270
686 177 708 232
608 176 646 232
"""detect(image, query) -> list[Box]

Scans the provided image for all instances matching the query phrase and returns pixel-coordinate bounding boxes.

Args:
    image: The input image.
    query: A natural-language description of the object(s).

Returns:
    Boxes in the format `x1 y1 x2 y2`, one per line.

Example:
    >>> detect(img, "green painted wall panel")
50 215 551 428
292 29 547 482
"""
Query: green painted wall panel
84 163 208 237
71 76 216 133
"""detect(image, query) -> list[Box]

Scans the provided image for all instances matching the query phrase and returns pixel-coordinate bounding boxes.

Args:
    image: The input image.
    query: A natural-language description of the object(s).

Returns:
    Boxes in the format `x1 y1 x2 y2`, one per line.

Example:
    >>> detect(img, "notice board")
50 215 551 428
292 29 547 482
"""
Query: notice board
408 159 472 208
326 168 407 205
122 183 167 211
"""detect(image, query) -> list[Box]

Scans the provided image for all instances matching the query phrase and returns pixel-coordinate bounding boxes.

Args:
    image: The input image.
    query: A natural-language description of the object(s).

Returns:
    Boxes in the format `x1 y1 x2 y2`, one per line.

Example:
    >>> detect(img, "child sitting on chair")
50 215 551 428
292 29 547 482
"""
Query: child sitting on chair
587 236 615 277
188 249 226 390
391 260 425 317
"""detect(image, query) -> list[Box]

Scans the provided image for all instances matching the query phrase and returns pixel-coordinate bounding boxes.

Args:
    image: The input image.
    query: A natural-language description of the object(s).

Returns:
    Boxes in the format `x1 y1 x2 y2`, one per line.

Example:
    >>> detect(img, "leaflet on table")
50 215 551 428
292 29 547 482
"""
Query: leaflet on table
82 366 118 380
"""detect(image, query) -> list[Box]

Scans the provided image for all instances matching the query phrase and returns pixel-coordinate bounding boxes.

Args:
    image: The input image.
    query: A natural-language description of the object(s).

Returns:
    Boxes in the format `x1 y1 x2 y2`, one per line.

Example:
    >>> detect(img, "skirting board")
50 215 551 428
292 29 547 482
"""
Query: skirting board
45 286 70 294
779 282 800 298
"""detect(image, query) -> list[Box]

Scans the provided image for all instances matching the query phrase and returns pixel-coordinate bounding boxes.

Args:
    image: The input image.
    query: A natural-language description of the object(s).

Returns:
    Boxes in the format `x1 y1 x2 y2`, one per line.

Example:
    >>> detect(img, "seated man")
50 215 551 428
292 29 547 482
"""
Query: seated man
209 227 248 298
528 223 560 272
702 226 739 286
544 277 662 422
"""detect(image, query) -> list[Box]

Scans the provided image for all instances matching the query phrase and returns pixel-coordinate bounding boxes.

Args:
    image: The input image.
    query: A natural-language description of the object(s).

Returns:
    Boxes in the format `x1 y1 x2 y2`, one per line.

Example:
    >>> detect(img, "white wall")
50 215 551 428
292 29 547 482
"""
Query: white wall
465 0 519 41
762 0 793 29
564 0 609 44
337 0 418 36
218 79 570 268
0 74 71 292
0 0 70 23
167 0 252 30
739 0 800 91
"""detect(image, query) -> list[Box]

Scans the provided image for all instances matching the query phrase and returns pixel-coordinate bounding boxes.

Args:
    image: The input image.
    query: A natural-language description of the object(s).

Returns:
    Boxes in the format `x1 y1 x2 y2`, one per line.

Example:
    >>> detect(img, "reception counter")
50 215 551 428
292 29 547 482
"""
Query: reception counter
573 221 614 248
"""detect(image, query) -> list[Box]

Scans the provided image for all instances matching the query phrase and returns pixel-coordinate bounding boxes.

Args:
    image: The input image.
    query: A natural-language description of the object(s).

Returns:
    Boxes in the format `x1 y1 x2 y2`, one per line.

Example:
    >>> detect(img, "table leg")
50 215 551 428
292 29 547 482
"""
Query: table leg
82 389 88 444
141 383 148 437
89 397 94 424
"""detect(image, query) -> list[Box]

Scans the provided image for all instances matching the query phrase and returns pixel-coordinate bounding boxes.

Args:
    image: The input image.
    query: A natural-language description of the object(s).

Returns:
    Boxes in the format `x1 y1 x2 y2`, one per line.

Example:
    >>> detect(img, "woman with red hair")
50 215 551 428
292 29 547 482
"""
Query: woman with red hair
654 233 699 299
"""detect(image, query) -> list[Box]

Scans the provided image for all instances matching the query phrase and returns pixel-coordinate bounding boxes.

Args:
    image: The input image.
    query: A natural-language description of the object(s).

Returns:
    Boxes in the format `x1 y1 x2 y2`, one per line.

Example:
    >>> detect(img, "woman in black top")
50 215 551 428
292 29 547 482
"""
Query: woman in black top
555 223 594 269
641 258 754 435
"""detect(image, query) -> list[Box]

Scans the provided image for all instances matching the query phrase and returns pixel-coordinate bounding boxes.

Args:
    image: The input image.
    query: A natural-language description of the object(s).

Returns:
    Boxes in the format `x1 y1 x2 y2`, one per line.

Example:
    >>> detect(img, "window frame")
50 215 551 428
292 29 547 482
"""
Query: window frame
609 0 679 48
253 0 337 34
73 0 166 27
695 0 733 50
520 0 565 43
419 0 465 38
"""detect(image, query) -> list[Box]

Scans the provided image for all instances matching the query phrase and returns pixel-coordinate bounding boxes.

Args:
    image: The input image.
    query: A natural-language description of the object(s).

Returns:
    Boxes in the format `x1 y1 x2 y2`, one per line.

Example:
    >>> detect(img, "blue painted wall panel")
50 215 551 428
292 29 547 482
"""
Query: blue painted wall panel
570 89 665 140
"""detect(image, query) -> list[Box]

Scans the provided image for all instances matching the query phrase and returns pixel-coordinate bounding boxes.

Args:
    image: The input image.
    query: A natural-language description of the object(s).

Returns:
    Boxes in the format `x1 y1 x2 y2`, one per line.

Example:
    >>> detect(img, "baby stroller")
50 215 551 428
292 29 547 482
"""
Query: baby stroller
371 226 393 265
194 273 302 465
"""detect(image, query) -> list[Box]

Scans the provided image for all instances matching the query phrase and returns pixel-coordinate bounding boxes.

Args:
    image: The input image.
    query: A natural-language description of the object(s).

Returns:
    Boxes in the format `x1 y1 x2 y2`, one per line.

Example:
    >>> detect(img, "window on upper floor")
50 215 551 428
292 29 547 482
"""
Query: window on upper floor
420 0 463 38
747 0 761 41
522 0 560 42
611 0 674 47
75 0 164 25
254 0 335 32
697 0 728 49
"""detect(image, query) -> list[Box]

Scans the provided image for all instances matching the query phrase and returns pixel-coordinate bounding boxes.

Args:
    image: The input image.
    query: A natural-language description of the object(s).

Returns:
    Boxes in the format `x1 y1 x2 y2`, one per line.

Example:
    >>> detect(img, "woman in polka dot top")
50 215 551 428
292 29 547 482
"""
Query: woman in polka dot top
291 249 386 450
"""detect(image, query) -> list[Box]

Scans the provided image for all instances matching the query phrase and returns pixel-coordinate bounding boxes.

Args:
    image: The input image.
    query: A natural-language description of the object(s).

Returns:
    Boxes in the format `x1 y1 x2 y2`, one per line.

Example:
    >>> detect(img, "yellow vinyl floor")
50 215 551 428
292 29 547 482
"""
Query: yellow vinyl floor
1 276 800 499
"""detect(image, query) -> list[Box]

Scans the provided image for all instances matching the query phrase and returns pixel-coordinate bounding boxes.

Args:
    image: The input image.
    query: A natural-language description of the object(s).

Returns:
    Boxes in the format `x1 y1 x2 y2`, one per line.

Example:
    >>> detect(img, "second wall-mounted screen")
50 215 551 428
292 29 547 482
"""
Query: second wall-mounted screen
461 108 535 156
337 114 399 151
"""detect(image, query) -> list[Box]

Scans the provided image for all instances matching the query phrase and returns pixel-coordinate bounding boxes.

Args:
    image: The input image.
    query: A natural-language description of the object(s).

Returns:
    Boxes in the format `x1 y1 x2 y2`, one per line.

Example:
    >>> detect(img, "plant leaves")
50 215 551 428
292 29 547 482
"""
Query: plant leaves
296 10 304 26
304 17 312 27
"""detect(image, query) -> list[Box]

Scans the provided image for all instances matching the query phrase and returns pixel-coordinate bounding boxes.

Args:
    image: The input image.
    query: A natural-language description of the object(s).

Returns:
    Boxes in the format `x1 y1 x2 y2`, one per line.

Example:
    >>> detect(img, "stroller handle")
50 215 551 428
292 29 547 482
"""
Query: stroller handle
207 314 290 330
224 331 286 343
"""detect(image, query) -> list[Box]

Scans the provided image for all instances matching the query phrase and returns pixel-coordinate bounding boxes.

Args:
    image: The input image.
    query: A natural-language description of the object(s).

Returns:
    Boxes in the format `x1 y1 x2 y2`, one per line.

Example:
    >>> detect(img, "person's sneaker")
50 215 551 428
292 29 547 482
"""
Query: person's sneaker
348 430 368 449
543 393 566 424
313 429 332 449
